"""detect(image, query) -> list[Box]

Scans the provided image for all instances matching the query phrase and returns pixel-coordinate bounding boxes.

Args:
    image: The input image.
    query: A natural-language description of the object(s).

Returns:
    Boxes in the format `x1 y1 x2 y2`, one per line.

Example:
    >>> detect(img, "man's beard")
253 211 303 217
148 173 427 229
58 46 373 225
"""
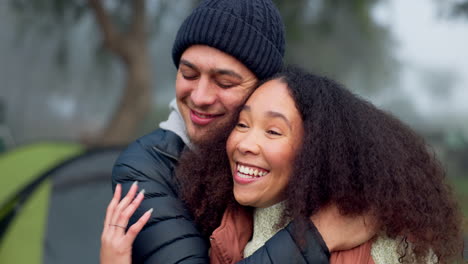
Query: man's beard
189 111 239 146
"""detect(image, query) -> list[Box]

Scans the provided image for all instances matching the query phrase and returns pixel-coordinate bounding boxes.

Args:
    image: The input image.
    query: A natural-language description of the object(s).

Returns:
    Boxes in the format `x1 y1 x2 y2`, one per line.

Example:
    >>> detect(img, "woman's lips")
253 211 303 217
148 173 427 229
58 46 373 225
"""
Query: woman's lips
190 110 221 126
233 163 270 184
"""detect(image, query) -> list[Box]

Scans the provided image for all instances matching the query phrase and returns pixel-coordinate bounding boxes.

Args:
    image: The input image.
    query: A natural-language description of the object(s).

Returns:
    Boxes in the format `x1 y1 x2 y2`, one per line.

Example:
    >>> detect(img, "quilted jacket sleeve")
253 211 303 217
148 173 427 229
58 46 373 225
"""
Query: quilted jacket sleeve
112 129 330 264
112 130 209 264
237 221 330 264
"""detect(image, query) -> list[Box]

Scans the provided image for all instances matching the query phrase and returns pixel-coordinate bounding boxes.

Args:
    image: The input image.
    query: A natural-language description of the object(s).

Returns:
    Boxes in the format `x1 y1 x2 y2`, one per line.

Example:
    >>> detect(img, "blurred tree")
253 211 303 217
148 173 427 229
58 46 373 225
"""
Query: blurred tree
454 1 468 16
86 0 151 147
426 129 468 179
9 0 397 146
435 0 468 179
275 0 399 94
9 0 176 147
436 0 468 18
420 66 458 100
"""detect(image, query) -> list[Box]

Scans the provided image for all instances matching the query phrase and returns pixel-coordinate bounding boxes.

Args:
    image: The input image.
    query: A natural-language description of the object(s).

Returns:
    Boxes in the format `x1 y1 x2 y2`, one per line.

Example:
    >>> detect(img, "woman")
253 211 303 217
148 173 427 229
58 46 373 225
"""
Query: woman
176 66 463 263
102 67 463 263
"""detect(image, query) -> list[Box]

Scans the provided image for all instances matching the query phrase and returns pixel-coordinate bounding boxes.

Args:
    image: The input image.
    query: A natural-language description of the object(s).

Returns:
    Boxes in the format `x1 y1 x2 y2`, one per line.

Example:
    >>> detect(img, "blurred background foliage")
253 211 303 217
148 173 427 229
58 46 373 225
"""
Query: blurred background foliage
0 0 467 236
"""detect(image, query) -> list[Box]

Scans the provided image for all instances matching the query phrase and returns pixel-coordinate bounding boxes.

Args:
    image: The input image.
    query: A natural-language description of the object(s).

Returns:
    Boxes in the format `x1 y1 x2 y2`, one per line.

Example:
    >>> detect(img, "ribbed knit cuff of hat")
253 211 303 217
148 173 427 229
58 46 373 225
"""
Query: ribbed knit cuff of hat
172 7 284 80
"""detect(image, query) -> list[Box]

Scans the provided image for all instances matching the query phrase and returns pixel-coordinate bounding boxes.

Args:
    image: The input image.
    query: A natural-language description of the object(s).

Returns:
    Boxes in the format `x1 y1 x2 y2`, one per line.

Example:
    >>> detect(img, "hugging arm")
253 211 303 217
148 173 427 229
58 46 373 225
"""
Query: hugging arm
112 130 332 263
237 206 376 263
237 221 330 264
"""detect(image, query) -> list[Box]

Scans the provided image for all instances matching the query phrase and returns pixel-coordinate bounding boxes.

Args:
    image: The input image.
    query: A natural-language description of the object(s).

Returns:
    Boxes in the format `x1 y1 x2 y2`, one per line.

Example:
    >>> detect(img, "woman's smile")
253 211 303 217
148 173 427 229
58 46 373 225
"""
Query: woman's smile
233 162 270 184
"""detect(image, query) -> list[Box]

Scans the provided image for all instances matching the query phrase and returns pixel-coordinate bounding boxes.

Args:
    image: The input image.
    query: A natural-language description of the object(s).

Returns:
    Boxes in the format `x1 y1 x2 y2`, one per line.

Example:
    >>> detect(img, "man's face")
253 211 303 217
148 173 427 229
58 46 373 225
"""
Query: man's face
176 45 258 144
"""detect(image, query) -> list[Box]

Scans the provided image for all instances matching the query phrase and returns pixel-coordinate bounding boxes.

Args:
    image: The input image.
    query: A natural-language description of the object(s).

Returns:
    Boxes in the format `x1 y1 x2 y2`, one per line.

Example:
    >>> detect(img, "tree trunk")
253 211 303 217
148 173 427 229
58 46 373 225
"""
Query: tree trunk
98 43 151 146
86 0 152 147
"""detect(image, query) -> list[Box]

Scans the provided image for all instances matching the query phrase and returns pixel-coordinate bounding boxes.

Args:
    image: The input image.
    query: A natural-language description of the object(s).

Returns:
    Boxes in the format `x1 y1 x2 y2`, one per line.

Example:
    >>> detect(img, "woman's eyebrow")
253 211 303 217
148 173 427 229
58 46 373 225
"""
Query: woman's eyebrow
266 111 292 129
242 105 292 129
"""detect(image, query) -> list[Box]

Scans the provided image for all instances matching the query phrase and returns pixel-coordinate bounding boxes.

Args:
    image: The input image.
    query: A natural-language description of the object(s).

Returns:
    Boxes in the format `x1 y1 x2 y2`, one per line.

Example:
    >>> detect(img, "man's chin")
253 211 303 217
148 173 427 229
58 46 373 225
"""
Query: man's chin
188 130 210 145
187 121 236 146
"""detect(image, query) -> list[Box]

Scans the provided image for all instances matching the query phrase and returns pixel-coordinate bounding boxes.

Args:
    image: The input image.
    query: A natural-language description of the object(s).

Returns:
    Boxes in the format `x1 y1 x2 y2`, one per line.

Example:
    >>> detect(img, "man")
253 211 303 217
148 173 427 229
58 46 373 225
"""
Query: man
111 0 372 263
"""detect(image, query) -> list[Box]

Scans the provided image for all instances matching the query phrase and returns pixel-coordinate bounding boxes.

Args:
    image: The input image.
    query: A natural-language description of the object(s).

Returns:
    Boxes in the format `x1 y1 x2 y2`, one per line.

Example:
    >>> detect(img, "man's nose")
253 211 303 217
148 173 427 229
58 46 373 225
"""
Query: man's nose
190 77 217 107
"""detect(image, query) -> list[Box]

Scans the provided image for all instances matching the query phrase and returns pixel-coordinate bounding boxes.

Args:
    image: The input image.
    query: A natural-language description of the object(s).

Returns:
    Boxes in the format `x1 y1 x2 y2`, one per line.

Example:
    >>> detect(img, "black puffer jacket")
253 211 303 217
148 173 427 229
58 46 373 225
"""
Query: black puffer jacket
112 129 330 263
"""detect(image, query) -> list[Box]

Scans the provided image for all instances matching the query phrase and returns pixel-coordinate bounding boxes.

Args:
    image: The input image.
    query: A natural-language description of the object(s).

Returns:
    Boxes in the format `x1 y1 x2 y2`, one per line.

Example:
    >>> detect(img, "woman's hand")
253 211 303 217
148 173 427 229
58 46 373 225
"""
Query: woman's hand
310 204 376 252
100 182 153 264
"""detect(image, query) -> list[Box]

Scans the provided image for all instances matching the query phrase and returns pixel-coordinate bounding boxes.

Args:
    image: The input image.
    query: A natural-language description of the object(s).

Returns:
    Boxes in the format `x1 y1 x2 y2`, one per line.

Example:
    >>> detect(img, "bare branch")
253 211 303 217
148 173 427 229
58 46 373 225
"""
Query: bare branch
130 0 146 39
88 0 125 55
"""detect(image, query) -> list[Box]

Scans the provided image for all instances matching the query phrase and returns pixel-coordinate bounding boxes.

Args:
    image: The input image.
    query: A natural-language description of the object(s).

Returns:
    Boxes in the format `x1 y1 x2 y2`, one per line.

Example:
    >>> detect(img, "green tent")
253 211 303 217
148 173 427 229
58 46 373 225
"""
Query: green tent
0 142 123 264
0 142 82 263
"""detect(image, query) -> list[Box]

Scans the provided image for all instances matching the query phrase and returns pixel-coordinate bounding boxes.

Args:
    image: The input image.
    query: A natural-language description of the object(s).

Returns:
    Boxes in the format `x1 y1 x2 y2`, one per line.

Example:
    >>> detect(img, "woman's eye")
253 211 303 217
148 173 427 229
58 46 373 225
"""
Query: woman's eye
267 130 282 136
236 123 248 129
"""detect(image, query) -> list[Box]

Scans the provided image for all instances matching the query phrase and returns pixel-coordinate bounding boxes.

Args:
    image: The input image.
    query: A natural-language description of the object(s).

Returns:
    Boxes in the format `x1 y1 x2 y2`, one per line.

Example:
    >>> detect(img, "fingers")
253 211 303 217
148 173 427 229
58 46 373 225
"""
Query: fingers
103 184 122 233
101 181 152 264
110 181 139 232
123 208 154 245
114 188 146 229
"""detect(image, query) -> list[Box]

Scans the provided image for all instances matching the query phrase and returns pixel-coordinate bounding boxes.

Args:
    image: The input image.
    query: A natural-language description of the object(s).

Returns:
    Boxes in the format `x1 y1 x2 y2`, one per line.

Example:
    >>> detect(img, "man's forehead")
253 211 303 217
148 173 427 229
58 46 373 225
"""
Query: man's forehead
180 59 243 80
180 45 252 77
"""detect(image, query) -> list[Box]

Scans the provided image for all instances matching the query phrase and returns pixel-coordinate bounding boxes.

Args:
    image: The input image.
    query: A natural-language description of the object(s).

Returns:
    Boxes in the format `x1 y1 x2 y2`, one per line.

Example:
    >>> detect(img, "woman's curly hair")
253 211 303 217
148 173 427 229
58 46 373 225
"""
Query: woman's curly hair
176 66 463 263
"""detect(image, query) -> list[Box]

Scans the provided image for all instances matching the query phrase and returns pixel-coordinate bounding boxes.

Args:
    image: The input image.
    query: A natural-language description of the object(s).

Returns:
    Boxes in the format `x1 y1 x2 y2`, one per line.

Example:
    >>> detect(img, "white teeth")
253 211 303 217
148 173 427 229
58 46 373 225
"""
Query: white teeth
238 172 255 179
236 164 268 178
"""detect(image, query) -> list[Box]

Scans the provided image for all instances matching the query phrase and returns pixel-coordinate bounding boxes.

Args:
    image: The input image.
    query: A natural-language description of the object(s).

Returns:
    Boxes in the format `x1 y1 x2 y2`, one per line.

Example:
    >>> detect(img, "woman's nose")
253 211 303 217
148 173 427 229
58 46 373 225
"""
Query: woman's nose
237 131 260 155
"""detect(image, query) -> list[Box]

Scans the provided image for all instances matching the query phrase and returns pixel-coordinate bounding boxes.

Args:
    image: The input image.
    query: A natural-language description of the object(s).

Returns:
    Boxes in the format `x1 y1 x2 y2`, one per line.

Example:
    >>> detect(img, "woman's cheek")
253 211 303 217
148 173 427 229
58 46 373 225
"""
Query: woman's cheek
226 132 238 158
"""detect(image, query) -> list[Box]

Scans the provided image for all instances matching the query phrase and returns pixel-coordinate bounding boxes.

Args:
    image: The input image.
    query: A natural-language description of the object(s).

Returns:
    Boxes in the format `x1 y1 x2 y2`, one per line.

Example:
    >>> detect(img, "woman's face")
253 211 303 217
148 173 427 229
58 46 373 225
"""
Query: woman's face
226 79 303 208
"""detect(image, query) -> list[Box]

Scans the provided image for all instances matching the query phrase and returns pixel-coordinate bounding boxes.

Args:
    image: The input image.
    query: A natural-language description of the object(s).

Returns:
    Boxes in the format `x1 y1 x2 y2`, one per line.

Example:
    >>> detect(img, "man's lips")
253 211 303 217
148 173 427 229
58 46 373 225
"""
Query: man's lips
190 110 222 126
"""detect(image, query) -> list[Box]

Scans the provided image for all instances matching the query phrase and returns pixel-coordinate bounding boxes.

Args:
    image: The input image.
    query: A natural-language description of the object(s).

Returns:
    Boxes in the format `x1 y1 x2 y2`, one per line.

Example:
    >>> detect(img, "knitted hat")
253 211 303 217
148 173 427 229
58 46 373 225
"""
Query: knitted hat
172 0 285 79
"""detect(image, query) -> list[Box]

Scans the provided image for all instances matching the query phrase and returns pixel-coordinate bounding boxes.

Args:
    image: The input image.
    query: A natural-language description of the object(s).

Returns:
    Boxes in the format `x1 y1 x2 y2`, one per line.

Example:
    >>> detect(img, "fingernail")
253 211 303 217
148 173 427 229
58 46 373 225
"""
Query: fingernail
147 208 153 214
133 181 138 186
139 189 146 196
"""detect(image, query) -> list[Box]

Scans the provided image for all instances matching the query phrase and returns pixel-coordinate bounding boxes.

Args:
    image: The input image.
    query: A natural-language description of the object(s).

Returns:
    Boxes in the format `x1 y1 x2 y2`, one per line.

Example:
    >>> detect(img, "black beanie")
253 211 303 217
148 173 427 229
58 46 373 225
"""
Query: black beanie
172 0 285 80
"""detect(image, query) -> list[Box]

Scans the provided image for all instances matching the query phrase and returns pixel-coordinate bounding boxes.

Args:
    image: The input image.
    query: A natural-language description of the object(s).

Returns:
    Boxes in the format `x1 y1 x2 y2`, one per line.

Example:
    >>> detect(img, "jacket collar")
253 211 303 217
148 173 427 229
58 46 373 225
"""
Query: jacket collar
159 99 192 149
153 129 186 161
